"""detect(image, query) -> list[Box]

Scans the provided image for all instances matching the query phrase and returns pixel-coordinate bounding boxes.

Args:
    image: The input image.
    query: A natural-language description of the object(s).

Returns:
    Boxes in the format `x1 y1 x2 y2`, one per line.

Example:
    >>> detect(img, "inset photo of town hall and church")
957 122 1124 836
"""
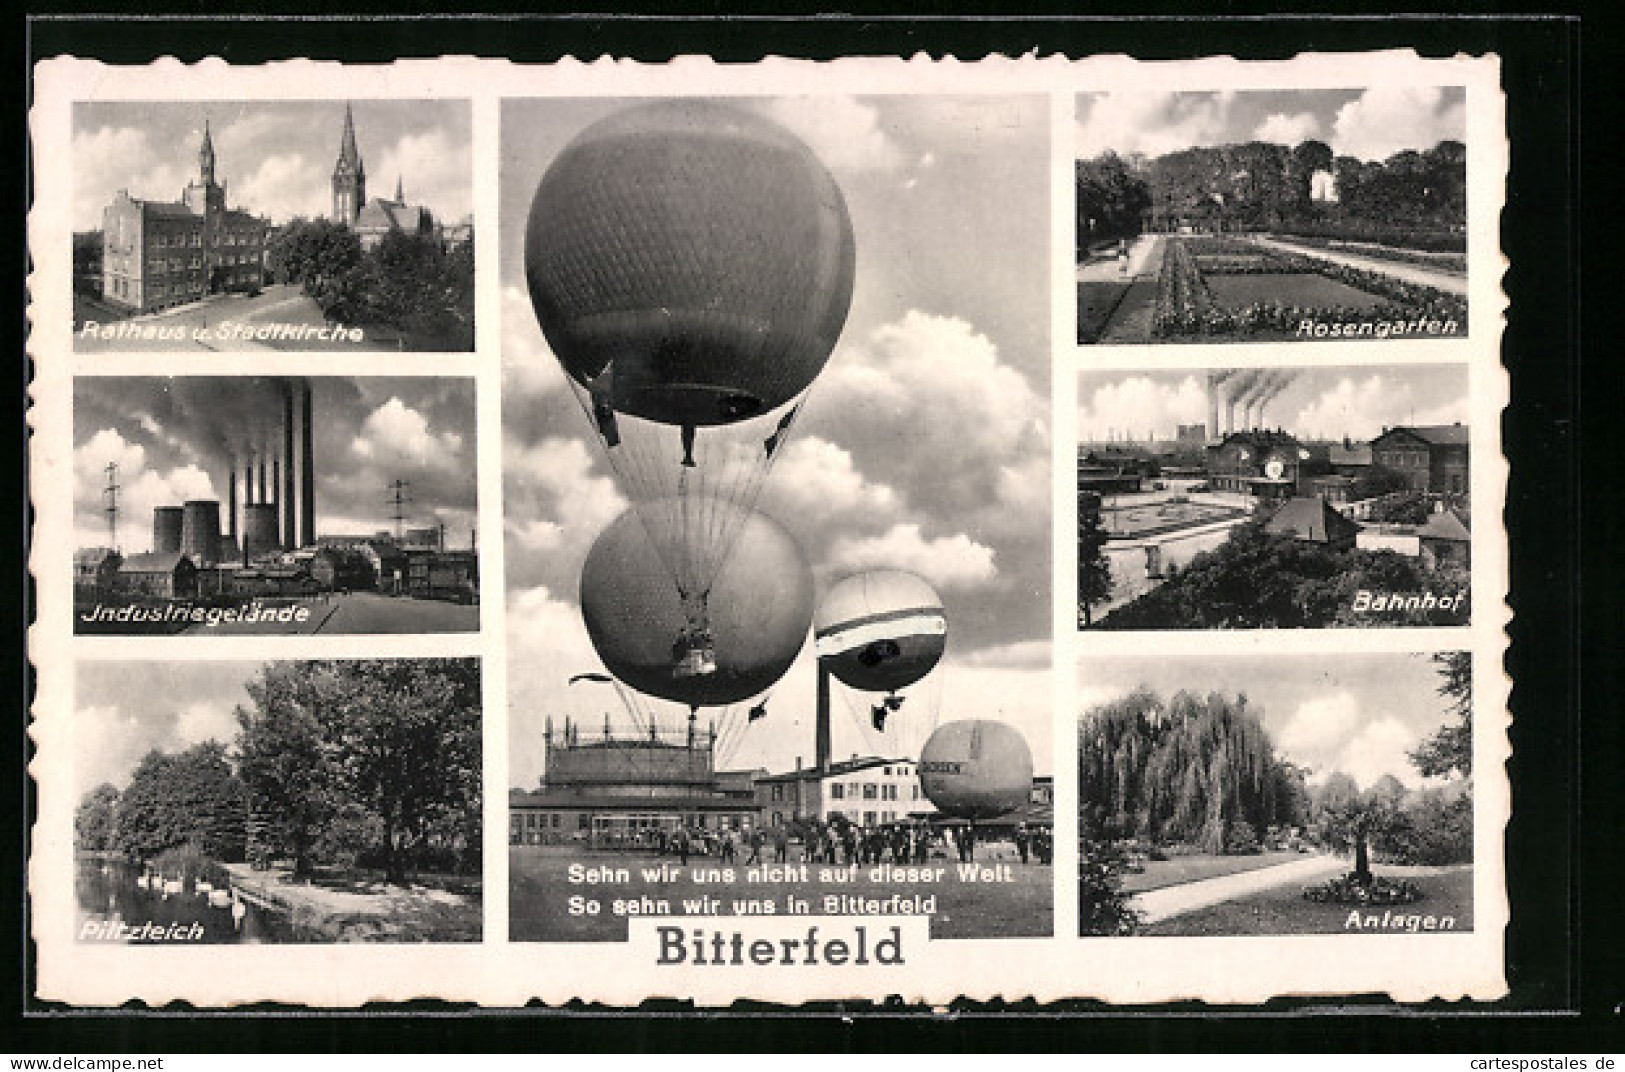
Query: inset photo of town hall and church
73 376 480 635
1075 87 1468 346
1078 363 1471 630
73 100 473 353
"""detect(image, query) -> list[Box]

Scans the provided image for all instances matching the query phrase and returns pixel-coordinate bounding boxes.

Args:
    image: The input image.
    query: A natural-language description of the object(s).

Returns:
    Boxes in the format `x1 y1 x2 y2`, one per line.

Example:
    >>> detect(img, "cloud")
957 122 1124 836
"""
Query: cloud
73 428 219 551
232 152 325 222
1278 692 1423 789
505 585 611 788
72 125 188 231
1255 111 1323 145
350 397 465 473
754 97 907 174
73 697 238 794
828 523 996 590
501 434 626 594
1290 374 1467 440
960 639 1051 670
1079 374 1208 442
1077 91 1237 159
373 129 475 223
1332 86 1466 161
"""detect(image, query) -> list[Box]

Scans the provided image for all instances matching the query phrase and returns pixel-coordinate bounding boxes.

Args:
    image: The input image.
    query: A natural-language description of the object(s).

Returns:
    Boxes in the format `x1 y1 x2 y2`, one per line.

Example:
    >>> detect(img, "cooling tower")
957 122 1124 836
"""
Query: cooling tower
242 503 280 562
180 500 221 566
153 507 184 554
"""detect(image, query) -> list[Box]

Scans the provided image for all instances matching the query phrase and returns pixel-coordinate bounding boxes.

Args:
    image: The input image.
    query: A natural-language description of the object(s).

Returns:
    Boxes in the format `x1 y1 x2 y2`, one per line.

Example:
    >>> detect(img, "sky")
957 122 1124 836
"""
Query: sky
72 100 472 232
1077 652 1466 791
75 660 259 794
499 96 1054 786
1077 87 1467 163
1078 364 1469 445
73 377 478 552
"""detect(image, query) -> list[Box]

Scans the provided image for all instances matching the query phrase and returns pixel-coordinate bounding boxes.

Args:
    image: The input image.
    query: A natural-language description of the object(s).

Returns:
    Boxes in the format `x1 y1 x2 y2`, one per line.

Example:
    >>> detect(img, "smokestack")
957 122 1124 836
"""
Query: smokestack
244 455 255 506
227 466 237 541
257 450 267 505
283 382 296 550
300 381 316 547
1208 375 1221 441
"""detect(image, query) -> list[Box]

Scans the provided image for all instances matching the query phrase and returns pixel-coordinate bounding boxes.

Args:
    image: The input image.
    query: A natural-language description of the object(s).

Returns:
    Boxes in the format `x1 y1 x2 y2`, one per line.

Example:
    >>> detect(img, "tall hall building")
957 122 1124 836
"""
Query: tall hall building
101 122 269 313
330 104 438 251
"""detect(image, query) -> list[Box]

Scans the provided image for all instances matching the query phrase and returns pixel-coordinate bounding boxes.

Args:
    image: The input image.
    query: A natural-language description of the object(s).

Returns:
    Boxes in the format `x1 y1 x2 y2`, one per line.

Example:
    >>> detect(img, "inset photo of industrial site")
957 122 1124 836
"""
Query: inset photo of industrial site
73 376 479 635
1078 363 1471 630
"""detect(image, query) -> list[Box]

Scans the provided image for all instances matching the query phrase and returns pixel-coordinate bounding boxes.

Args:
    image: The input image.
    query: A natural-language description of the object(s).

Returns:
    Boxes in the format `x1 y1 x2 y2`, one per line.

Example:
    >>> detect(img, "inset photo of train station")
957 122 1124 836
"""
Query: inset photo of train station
73 375 479 634
1078 363 1471 630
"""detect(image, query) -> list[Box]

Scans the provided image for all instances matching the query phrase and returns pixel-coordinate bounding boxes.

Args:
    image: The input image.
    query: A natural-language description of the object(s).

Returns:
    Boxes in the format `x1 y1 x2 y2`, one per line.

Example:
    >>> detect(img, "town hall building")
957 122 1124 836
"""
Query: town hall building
101 122 269 314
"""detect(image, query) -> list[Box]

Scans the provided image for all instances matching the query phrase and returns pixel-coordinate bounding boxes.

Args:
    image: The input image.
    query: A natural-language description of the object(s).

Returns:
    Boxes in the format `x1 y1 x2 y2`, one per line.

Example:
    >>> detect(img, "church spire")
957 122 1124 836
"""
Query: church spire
198 118 216 185
331 103 366 225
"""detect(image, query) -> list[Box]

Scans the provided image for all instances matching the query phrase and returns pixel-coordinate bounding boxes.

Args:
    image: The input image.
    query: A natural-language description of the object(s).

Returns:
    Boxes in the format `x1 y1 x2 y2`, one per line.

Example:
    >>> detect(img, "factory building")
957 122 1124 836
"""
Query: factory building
101 122 268 314
74 548 121 589
509 720 760 845
755 757 934 830
1205 430 1327 500
1370 424 1470 495
115 552 197 599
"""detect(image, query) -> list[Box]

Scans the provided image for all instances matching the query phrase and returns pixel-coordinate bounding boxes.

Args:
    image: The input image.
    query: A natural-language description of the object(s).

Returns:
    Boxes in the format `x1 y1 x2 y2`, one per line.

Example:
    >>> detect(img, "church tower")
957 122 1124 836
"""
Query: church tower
182 119 227 216
331 103 366 225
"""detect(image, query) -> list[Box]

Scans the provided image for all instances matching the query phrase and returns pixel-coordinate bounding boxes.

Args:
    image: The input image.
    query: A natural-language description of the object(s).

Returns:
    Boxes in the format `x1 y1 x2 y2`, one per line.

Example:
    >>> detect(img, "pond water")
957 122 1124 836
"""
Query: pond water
75 856 302 944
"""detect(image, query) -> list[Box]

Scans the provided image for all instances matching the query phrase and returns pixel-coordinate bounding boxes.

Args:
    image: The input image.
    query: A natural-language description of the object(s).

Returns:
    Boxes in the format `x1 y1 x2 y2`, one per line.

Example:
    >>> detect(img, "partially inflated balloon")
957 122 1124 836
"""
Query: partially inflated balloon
525 100 855 428
813 570 946 694
580 504 813 707
918 720 1033 821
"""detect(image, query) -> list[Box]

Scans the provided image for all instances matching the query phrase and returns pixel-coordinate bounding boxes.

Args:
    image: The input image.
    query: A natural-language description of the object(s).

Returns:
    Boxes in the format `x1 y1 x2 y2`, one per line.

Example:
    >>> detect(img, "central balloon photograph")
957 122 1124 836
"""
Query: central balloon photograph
501 96 1053 941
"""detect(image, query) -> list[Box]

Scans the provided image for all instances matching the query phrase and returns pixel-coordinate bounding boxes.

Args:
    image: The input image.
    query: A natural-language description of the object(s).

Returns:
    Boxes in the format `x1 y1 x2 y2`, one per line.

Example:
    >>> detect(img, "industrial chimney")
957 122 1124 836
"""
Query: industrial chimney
300 381 316 548
282 382 297 550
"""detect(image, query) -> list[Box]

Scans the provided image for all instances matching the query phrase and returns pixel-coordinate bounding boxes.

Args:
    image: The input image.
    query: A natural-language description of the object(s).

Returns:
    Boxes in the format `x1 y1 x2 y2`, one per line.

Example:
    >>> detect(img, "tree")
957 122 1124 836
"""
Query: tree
1077 501 1113 627
75 783 121 853
1080 687 1291 853
1315 783 1412 886
1076 152 1152 248
1410 650 1472 779
111 742 248 863
236 659 482 882
1079 839 1142 936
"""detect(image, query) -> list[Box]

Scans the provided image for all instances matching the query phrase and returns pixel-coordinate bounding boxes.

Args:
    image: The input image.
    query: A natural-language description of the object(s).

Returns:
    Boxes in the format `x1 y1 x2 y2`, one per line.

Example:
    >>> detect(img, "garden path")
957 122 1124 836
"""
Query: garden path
1077 234 1162 282
1131 853 1342 923
1251 237 1469 297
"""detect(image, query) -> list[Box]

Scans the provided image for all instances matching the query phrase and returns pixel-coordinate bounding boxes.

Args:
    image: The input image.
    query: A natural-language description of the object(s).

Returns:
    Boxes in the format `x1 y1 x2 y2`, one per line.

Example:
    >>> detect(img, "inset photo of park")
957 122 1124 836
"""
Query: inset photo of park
1078 363 1471 630
73 376 480 635
73 100 473 352
1075 88 1468 345
1078 651 1475 938
73 658 483 944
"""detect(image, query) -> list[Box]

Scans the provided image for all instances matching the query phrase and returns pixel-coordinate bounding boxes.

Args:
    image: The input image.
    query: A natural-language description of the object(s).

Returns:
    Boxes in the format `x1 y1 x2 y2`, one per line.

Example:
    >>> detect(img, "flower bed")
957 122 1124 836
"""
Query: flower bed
1302 872 1424 905
1151 237 1467 339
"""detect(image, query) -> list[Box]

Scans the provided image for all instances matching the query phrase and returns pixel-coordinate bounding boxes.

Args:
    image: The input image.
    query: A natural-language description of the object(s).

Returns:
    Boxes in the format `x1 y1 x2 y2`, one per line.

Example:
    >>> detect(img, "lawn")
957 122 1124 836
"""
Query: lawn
509 845 1053 942
1205 272 1387 312
1140 864 1475 937
1078 281 1132 343
1120 849 1307 894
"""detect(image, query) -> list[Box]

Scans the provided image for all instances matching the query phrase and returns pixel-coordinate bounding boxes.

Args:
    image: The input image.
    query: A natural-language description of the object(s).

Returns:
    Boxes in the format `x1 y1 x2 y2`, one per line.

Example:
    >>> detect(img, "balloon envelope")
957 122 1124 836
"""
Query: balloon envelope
814 569 946 693
525 100 856 428
580 504 814 707
918 720 1033 821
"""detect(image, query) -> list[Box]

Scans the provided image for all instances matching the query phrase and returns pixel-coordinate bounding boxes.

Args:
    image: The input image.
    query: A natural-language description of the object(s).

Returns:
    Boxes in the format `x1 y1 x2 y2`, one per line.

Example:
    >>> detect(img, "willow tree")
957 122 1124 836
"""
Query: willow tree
1080 687 1296 852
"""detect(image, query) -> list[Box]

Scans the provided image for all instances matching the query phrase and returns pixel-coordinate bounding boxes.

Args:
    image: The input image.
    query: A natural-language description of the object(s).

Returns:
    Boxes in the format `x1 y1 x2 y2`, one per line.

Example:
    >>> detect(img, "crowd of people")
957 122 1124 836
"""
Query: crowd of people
600 817 1054 868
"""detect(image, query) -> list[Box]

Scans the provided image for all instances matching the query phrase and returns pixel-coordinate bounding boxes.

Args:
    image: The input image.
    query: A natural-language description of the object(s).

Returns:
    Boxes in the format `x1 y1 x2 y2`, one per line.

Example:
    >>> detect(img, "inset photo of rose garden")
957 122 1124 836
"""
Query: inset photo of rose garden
1075 88 1468 345
1078 651 1475 938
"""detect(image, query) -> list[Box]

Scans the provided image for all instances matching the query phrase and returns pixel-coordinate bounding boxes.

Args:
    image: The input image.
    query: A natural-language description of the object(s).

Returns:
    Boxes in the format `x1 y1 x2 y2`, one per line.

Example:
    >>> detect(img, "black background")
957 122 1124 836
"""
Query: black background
17 7 1614 1054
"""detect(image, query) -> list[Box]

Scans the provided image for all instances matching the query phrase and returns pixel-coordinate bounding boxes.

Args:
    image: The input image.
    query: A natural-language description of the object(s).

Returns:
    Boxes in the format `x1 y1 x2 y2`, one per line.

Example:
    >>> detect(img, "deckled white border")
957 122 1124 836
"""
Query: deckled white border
28 50 1510 1007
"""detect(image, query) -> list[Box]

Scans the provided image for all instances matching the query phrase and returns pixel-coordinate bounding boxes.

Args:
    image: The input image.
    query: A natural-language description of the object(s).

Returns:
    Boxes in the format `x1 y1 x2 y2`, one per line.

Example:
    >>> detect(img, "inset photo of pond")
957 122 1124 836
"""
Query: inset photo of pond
1078 364 1471 630
73 658 482 944
1075 88 1468 345
1078 651 1475 938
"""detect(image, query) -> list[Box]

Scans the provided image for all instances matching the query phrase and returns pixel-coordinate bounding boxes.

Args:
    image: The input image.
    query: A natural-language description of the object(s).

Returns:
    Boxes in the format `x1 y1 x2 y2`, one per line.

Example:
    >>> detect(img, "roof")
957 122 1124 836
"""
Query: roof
756 757 913 785
1417 509 1471 541
118 551 193 573
140 200 201 220
1263 498 1361 544
1374 424 1470 447
355 198 431 234
74 548 119 566
1329 443 1373 466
